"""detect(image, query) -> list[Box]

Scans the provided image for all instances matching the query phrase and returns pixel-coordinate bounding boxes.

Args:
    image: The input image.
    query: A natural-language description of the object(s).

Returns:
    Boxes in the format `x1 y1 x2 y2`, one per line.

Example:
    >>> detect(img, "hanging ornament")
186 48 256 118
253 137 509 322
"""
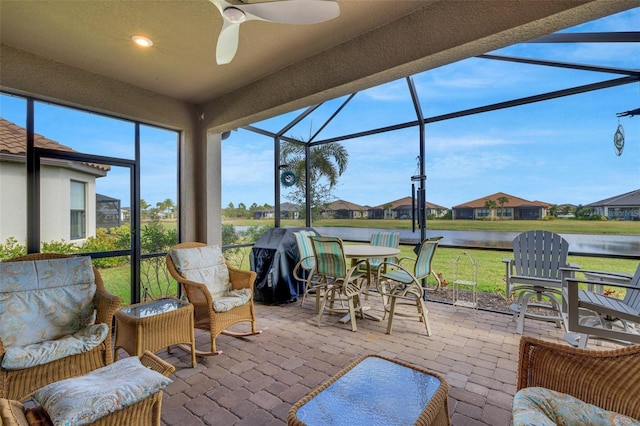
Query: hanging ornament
280 170 297 187
613 121 625 156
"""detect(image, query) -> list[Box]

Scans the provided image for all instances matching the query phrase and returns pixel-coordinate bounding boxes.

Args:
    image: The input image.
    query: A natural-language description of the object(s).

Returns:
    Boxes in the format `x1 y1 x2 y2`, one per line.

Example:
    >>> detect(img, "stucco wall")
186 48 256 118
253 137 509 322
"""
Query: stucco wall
0 162 27 243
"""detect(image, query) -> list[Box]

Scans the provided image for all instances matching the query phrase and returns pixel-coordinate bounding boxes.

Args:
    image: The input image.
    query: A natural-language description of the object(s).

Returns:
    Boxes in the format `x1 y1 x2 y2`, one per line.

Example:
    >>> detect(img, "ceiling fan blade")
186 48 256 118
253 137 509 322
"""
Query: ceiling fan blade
216 21 240 65
209 0 338 64
241 0 340 25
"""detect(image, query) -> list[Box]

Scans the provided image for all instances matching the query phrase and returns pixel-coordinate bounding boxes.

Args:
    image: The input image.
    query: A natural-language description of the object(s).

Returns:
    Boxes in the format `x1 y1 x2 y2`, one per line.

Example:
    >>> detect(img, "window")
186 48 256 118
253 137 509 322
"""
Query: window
70 180 86 239
1 92 179 304
477 208 490 218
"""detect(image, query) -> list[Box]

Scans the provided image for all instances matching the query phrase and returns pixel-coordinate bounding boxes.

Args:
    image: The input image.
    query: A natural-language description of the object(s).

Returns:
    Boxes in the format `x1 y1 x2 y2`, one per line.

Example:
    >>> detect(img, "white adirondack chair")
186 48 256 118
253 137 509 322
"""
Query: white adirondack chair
503 230 578 334
563 263 640 347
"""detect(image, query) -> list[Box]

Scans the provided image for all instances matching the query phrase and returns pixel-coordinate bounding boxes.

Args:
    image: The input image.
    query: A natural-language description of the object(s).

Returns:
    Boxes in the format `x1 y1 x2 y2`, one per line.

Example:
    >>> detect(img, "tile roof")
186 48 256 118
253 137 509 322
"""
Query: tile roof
373 196 447 210
452 192 549 209
325 199 366 211
0 117 110 172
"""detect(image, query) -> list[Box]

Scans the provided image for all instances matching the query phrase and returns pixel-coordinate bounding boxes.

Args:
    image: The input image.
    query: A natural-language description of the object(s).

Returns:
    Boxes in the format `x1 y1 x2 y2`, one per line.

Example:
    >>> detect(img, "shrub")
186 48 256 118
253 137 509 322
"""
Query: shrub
222 223 239 246
0 237 27 261
41 239 78 254
240 224 274 243
139 220 178 300
79 228 129 268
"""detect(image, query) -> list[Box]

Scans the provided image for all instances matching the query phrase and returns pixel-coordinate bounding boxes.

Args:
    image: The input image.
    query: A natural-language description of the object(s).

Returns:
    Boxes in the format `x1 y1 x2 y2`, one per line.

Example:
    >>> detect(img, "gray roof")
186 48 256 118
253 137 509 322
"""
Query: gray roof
587 189 640 207
96 193 120 203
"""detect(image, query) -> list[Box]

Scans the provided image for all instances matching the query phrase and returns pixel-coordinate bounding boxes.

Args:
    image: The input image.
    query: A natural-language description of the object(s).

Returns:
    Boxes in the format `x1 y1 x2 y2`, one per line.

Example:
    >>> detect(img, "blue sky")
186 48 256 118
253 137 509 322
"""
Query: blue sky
1 7 638 211
0 96 178 208
222 7 640 210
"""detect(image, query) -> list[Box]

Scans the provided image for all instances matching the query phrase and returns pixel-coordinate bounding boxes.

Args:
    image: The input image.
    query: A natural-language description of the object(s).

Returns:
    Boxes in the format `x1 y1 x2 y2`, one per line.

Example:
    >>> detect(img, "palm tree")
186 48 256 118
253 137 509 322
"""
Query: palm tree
496 196 509 220
484 199 497 220
156 198 175 219
163 198 175 218
281 141 349 219
575 204 594 219
140 199 150 220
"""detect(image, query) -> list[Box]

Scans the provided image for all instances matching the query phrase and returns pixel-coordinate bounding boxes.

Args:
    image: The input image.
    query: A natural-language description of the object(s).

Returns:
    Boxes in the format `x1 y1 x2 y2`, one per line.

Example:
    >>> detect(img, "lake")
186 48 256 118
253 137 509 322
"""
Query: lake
314 227 640 257
234 225 639 257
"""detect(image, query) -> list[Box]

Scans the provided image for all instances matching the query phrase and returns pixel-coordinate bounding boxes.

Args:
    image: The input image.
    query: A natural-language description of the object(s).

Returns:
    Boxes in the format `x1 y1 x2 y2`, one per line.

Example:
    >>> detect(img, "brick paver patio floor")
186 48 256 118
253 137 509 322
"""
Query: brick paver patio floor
150 296 614 426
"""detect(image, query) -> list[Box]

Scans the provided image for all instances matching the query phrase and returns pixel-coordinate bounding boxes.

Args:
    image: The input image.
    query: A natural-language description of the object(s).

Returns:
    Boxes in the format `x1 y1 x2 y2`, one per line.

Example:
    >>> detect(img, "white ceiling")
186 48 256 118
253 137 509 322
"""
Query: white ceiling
2 0 639 130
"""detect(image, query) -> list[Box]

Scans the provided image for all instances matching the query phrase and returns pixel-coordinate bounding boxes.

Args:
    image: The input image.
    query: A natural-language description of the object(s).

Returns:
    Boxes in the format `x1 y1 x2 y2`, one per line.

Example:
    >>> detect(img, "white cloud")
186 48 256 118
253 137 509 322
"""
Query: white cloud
426 135 520 152
362 80 411 101
429 151 516 179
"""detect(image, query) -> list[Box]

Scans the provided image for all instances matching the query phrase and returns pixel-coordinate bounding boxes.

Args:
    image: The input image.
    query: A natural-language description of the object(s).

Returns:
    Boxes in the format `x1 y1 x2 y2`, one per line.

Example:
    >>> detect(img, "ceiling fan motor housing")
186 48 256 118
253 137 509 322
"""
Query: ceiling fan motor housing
223 7 246 23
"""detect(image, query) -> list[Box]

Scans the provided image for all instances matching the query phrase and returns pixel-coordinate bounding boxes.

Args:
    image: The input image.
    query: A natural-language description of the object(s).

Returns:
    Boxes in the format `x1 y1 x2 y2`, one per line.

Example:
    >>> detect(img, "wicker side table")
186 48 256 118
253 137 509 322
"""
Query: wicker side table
114 298 196 367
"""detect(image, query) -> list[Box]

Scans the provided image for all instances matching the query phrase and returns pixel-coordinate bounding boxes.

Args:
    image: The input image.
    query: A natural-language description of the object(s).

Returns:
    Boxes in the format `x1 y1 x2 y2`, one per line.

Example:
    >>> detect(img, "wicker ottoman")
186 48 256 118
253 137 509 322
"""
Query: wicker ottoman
0 351 174 426
288 354 450 426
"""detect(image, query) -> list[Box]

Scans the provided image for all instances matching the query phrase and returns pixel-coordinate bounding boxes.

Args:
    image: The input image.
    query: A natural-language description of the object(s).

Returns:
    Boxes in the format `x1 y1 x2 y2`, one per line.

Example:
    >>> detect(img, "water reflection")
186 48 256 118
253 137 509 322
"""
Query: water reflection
314 227 639 257
234 225 638 256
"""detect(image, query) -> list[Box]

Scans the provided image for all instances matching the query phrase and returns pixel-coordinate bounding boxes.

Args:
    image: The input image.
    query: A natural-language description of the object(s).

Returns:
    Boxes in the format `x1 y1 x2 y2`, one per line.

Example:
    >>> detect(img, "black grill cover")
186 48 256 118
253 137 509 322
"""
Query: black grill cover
250 227 318 304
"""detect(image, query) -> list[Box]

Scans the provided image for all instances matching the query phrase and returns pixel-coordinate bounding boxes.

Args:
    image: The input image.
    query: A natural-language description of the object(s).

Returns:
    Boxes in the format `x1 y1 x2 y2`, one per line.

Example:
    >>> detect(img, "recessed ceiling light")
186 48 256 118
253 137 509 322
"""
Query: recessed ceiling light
132 35 153 47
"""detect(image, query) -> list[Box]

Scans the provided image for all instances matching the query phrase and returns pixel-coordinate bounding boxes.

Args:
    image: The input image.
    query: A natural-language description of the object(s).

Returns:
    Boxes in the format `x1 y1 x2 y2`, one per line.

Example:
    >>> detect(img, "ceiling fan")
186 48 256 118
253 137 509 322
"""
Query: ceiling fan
209 0 340 65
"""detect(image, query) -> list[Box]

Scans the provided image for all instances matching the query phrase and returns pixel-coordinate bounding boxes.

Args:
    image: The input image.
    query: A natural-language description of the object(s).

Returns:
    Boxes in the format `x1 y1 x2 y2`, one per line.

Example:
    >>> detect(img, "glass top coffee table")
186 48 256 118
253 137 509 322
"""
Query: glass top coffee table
287 354 450 425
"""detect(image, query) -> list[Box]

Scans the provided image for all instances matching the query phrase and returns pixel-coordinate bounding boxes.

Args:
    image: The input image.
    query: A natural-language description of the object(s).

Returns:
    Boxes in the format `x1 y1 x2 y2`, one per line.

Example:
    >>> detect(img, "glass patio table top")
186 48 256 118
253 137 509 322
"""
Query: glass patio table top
118 298 189 318
290 355 447 425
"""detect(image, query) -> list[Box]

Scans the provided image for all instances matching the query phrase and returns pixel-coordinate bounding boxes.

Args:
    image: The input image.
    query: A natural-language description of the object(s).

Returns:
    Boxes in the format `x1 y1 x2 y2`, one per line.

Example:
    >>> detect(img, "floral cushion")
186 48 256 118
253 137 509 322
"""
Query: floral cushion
213 288 252 312
513 387 639 426
33 356 172 426
1 324 108 370
0 256 97 348
169 245 230 299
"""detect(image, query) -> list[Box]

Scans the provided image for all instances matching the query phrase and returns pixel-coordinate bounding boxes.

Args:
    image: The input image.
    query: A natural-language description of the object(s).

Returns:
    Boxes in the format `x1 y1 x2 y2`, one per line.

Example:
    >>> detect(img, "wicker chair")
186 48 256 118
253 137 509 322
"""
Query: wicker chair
516 336 640 420
166 242 261 355
0 253 121 401
0 351 175 426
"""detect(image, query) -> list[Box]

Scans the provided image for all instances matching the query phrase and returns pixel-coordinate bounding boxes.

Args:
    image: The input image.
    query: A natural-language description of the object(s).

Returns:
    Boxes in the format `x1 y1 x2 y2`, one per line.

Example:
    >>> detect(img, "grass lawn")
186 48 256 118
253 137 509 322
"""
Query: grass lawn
414 245 637 293
100 265 131 304
100 258 178 305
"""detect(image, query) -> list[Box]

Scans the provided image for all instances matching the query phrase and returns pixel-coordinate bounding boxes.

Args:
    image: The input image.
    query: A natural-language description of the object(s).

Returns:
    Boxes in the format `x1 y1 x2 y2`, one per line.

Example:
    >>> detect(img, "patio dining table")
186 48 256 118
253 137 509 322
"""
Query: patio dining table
343 244 401 261
337 244 401 324
343 244 401 292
